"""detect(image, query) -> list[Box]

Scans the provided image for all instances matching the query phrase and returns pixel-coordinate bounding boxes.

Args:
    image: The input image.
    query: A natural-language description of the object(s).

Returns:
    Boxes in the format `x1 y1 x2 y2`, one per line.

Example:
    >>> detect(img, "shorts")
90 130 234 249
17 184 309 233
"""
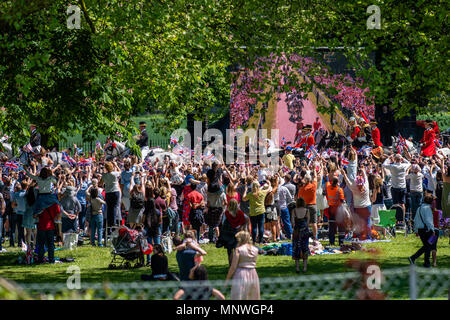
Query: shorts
306 205 317 224
391 188 406 205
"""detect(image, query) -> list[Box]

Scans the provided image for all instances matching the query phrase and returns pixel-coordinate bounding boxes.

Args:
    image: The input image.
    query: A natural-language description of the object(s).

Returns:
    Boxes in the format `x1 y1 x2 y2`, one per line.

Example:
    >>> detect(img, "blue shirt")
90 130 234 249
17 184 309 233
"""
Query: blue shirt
184 174 194 186
77 180 91 205
121 170 133 197
414 204 434 232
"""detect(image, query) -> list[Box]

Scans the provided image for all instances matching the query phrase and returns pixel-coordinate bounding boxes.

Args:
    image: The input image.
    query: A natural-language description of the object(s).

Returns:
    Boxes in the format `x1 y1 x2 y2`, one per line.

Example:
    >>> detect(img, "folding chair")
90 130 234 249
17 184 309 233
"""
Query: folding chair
374 210 396 239
390 204 408 237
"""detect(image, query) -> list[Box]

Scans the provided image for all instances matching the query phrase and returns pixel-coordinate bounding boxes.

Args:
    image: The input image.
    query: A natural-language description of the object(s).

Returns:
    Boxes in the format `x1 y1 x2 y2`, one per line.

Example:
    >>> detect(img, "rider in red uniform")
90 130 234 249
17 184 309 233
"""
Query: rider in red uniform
420 121 437 157
296 125 315 150
369 120 383 147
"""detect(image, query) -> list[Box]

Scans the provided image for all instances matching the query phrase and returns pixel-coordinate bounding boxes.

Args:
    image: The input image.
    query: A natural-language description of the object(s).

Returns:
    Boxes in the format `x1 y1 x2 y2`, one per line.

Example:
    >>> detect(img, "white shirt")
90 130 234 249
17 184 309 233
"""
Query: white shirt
406 172 423 192
382 159 411 189
346 173 371 208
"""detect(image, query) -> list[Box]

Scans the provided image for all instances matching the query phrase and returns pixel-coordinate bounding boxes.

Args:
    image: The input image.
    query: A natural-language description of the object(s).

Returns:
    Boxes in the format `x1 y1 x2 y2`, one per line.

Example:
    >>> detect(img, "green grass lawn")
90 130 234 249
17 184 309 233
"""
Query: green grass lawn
1 234 448 285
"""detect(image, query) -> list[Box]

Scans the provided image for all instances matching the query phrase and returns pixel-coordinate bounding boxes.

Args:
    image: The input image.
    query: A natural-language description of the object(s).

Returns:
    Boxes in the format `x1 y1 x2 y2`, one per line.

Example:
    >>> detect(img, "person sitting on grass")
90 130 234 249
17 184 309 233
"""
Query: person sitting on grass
173 235 207 281
141 244 179 281
173 264 225 300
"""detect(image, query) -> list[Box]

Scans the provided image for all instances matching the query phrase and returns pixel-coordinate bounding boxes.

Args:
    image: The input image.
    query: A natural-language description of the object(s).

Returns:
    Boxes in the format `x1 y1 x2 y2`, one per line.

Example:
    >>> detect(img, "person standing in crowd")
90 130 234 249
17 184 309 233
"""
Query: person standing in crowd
120 159 134 217
243 181 272 244
76 169 92 236
278 178 293 241
88 187 105 247
206 182 227 243
217 198 249 266
342 168 372 241
282 147 295 170
406 164 424 220
36 202 60 264
0 191 6 253
100 161 122 229
325 176 345 246
297 167 319 241
11 181 27 246
128 183 145 230
225 231 260 300
439 157 450 219
291 197 311 273
186 183 205 242
370 175 386 225
383 154 411 219
59 184 81 234
408 195 436 268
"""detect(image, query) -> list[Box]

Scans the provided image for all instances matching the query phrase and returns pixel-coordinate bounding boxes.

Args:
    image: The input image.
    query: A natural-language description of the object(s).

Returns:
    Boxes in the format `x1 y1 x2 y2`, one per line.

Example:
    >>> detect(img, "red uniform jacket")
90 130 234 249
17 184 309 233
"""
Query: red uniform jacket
371 127 383 147
421 128 436 157
350 126 361 140
296 133 315 150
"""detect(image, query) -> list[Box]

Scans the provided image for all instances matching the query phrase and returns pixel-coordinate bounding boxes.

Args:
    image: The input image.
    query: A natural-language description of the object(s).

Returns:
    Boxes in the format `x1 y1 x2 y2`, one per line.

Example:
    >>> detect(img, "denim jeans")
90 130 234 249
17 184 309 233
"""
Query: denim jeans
410 192 423 219
79 203 87 232
90 214 103 246
250 214 265 243
280 208 293 239
37 229 55 263
105 192 122 227
147 225 162 263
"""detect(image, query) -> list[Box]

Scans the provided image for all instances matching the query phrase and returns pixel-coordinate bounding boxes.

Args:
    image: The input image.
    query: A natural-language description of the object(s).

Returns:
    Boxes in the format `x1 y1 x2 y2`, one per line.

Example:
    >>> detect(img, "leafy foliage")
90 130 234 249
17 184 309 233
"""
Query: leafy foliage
0 0 448 149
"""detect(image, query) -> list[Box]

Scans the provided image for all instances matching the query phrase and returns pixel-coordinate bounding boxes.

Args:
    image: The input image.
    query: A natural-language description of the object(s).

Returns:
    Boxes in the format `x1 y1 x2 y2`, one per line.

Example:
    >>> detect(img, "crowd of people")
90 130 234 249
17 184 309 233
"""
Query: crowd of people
0 110 449 300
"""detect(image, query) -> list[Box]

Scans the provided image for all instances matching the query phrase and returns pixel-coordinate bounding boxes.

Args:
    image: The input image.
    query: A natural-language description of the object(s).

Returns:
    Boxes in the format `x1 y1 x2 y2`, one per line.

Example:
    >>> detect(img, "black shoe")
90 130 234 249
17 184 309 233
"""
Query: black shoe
408 257 415 265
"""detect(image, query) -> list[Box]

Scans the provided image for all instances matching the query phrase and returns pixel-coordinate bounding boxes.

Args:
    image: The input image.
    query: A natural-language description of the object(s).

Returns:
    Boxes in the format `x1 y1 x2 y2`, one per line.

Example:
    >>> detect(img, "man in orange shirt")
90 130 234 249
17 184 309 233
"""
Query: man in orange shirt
325 176 345 246
298 168 319 240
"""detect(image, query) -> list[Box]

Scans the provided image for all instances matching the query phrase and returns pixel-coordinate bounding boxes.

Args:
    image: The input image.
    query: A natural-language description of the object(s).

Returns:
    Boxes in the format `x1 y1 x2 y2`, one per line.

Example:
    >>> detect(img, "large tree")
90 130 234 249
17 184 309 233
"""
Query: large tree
1 0 448 149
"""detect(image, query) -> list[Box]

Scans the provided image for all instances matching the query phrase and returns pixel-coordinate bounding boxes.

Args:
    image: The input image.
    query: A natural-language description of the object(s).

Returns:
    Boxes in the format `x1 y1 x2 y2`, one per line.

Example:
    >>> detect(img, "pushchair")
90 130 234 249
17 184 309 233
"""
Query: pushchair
390 204 410 237
108 226 152 269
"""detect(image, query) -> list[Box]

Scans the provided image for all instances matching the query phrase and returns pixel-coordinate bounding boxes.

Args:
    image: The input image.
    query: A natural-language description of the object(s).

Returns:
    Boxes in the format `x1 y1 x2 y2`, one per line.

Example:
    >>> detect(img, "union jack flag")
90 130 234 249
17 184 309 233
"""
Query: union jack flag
62 152 76 166
397 134 407 153
205 152 215 160
356 175 365 186
341 158 350 168
95 141 103 150
281 166 291 174
357 146 372 156
23 143 33 153
170 136 178 145
78 158 92 167
305 145 318 160
434 139 443 148
4 161 18 171
281 137 288 148
143 160 152 170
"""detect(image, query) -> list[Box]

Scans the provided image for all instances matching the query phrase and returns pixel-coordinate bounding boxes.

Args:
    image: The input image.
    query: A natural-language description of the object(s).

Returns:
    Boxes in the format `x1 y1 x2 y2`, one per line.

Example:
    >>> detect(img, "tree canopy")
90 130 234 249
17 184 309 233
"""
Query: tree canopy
0 0 448 149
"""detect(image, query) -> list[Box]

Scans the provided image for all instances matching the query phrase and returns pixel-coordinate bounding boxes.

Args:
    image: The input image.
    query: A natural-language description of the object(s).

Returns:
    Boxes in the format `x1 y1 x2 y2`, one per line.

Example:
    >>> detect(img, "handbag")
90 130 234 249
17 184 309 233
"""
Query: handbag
265 205 277 220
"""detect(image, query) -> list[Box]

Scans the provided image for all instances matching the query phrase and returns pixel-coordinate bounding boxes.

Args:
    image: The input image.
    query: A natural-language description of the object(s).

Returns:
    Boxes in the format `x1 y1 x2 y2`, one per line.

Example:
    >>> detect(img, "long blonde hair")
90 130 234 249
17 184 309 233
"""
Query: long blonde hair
228 198 238 215
236 230 251 247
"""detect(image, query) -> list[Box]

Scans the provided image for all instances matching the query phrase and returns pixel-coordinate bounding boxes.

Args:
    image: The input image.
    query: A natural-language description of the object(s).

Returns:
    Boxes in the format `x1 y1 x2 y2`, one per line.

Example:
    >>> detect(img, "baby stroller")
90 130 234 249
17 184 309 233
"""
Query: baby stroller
390 204 410 237
108 226 152 269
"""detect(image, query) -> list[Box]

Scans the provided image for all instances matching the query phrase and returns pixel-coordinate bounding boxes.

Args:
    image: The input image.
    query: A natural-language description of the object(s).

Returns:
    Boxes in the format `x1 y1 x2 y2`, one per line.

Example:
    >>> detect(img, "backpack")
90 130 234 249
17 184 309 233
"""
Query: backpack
167 207 177 228
130 192 145 209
